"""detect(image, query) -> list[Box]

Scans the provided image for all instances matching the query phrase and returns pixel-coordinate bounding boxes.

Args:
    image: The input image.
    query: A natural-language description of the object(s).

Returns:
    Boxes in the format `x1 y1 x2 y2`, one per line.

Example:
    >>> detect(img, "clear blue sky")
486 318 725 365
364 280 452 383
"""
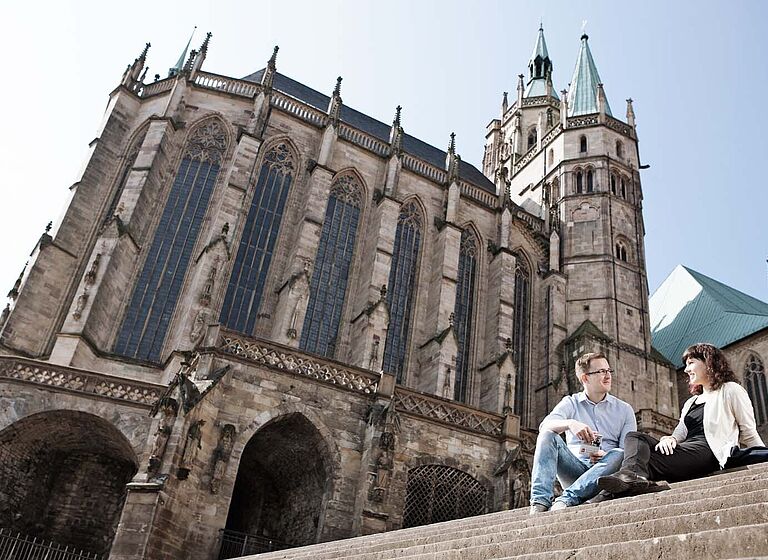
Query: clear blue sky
2 0 766 311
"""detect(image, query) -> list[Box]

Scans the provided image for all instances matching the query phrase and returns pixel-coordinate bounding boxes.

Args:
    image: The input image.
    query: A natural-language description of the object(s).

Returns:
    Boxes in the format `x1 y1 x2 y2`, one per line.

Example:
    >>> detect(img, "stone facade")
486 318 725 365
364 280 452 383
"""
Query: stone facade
0 32 678 560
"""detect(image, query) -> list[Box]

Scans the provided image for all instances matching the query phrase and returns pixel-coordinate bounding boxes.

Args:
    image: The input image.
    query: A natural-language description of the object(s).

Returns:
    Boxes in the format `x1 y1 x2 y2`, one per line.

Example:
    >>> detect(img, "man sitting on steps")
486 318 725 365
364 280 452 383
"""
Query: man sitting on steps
529 352 636 514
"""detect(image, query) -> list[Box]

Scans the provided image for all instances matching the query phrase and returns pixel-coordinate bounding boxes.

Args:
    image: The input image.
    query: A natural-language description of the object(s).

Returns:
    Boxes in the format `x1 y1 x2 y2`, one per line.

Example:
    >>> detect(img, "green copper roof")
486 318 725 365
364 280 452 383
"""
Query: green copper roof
524 78 560 99
530 25 549 61
650 265 768 367
567 34 612 117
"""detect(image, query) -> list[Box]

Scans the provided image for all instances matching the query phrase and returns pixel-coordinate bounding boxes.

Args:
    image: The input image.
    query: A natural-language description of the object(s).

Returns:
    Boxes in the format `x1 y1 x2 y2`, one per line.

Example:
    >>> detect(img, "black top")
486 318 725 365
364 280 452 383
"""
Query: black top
684 401 707 441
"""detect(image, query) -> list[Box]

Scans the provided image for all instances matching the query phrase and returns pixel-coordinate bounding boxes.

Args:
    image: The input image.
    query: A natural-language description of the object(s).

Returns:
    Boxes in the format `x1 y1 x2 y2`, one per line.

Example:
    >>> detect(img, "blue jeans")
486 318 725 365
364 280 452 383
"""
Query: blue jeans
530 430 624 507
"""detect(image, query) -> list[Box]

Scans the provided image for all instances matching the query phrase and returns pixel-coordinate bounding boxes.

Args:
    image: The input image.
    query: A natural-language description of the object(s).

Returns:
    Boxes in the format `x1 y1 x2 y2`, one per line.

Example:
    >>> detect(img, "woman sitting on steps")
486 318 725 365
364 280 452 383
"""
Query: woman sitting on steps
597 343 765 498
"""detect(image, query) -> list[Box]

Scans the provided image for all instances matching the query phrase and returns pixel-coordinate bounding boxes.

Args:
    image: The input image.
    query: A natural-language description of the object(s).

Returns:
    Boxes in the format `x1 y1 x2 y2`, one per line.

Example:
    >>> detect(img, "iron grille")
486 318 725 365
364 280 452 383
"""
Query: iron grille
0 529 104 560
402 465 487 528
217 529 293 559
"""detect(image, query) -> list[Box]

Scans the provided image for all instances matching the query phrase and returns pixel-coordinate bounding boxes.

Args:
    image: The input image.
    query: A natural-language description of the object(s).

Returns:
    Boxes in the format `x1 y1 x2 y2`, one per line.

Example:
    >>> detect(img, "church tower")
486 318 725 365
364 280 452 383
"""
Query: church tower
484 29 676 422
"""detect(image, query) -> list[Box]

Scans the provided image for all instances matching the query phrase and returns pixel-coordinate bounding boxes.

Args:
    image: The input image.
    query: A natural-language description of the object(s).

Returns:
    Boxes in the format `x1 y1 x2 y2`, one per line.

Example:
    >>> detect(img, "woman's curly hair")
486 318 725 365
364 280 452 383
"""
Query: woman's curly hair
682 343 738 394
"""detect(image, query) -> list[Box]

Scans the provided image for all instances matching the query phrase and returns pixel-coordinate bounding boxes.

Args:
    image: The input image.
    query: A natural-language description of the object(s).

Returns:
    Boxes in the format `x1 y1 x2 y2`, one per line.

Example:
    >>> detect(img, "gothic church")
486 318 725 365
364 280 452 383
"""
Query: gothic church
0 26 677 560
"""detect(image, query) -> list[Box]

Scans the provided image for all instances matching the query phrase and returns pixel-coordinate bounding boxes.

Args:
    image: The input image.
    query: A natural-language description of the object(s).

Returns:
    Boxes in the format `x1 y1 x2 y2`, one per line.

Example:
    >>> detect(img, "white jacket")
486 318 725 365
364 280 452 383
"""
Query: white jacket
672 381 765 468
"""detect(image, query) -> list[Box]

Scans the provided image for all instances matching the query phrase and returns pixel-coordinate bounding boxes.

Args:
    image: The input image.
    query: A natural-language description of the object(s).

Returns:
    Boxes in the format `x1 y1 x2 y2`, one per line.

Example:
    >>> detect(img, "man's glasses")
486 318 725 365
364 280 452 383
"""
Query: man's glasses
586 368 614 377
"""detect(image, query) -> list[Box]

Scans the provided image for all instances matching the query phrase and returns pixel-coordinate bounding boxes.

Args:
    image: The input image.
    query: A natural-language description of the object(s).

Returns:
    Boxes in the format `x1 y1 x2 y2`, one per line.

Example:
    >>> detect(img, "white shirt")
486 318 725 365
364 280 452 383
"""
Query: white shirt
672 381 765 468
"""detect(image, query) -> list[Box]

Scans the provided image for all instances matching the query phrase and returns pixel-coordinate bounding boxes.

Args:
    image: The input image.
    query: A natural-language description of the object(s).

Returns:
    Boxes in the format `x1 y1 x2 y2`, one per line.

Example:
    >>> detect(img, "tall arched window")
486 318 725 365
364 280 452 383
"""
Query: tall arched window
104 129 146 225
527 128 537 150
115 119 227 361
610 174 617 195
300 173 363 357
453 230 478 402
620 177 627 199
576 170 583 194
586 169 594 193
616 140 624 158
745 354 768 425
382 202 422 382
220 143 295 334
512 254 531 418
579 135 588 153
615 242 628 262
551 178 560 201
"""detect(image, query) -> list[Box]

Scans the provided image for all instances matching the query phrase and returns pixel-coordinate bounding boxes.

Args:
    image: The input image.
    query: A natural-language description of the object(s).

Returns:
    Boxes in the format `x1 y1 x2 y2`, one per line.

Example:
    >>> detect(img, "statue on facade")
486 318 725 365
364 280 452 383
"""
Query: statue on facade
147 398 179 476
210 423 236 494
177 419 205 480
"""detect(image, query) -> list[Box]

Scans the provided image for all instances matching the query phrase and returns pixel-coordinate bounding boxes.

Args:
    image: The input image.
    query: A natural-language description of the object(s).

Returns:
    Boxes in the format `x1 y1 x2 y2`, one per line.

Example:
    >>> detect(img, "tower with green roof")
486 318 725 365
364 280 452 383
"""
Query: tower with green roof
484 28 676 423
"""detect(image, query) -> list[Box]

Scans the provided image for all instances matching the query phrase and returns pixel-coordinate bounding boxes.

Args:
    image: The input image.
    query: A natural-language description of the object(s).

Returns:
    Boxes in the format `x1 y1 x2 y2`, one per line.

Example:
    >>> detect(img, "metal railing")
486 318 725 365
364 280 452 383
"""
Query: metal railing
218 529 293 559
0 529 104 560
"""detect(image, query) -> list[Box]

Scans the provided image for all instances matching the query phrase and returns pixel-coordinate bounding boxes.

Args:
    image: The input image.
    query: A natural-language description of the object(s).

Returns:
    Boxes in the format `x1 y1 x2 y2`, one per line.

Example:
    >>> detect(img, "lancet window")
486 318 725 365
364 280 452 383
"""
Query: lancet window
512 254 531 418
382 202 422 382
115 119 227 361
300 173 363 357
745 354 768 425
453 230 478 402
220 143 295 334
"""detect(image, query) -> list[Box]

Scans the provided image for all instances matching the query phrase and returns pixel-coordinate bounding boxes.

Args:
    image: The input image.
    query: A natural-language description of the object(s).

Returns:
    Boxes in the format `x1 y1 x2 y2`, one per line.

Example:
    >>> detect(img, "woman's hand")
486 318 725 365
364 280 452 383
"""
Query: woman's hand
655 435 677 455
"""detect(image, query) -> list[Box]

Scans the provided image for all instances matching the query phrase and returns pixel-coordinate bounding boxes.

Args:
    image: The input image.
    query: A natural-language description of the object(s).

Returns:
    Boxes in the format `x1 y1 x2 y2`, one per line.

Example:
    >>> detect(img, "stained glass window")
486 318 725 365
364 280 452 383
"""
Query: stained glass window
220 143 295 334
512 254 531 418
382 202 422 382
115 119 226 361
453 230 477 402
745 354 768 425
300 174 363 357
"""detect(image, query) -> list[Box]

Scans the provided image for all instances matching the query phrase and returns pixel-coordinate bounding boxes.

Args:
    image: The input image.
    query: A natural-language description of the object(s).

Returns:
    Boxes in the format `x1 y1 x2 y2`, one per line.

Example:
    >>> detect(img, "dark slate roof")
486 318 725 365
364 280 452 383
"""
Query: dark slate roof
243 69 496 193
650 265 768 367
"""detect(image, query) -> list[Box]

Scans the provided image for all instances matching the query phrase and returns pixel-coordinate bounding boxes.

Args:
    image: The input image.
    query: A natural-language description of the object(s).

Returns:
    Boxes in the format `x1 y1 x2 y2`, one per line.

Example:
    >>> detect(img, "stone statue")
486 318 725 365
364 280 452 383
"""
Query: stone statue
147 398 179 475
210 424 236 494
177 419 205 480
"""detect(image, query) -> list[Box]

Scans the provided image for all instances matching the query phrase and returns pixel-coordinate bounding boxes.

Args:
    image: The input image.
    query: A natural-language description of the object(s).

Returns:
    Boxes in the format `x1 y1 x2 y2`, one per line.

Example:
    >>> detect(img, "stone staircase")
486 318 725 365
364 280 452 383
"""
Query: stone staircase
239 463 768 560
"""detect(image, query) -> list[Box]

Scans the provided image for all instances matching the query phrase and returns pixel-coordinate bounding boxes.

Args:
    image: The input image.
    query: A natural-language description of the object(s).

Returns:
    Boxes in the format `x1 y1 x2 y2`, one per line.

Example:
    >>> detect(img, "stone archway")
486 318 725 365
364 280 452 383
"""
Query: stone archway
223 413 332 554
0 410 138 555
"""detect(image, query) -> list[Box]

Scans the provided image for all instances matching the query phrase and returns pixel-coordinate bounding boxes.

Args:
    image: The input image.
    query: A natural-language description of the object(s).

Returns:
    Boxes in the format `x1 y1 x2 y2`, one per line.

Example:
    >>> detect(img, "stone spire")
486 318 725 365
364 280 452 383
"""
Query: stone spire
262 46 279 90
524 25 558 99
189 32 212 78
328 76 343 125
567 34 612 117
168 26 196 78
121 42 151 90
389 105 403 153
446 133 460 182
516 74 524 108
502 91 508 115
626 98 636 128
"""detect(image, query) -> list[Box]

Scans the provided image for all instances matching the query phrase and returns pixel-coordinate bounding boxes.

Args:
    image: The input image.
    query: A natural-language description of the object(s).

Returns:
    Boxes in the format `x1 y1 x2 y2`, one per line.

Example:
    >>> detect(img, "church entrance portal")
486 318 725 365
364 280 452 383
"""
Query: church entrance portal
0 410 138 555
223 413 331 556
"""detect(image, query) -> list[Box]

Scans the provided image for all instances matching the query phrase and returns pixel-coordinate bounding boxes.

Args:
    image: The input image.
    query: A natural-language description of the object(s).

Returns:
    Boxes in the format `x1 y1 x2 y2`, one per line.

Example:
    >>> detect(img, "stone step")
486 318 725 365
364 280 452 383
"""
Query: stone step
279 489 768 560
507 523 768 560
367 502 768 560
245 464 768 560
251 466 768 559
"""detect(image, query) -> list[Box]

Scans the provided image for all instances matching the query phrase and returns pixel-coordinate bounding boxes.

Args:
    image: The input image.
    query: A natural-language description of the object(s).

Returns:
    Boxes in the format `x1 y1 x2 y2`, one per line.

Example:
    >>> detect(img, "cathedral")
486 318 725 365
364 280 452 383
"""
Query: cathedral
0 26 678 560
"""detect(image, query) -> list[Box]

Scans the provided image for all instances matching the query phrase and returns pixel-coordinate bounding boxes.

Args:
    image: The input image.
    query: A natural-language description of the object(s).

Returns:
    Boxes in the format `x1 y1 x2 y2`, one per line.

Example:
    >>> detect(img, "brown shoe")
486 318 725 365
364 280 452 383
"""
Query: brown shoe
597 470 650 495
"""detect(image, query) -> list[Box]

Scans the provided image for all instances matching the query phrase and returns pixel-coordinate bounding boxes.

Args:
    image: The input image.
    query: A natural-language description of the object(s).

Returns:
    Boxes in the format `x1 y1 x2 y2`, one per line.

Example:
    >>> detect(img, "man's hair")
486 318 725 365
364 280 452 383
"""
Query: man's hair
575 352 608 379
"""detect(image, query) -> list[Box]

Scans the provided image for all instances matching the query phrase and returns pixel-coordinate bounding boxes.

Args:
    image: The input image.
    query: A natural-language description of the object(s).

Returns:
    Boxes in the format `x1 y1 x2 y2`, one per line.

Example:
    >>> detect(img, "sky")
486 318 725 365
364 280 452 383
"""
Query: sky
1 0 767 311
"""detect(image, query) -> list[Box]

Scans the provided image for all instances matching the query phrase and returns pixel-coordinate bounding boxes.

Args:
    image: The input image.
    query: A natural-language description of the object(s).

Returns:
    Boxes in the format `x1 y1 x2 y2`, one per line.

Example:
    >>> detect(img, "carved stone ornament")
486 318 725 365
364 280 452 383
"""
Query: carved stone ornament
147 398 179 476
72 289 89 320
184 120 227 165
177 419 205 480
84 253 102 286
210 424 236 494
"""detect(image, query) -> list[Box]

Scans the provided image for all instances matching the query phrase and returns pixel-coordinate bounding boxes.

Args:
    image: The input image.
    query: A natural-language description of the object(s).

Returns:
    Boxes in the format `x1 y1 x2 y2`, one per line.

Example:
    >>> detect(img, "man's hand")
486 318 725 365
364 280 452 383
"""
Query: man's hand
568 420 595 443
655 435 677 455
589 449 606 464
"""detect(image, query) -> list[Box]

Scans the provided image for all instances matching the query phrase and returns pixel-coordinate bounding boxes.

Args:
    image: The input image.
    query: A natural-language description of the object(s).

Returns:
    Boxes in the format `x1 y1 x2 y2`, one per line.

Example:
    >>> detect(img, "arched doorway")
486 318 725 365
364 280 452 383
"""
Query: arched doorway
222 413 331 556
0 410 138 555
402 464 487 528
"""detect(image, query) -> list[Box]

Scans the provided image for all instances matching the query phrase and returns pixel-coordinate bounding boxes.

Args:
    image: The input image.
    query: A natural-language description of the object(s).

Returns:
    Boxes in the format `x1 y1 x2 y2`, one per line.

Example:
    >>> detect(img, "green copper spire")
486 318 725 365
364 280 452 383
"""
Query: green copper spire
567 34 612 117
524 25 558 99
168 26 196 78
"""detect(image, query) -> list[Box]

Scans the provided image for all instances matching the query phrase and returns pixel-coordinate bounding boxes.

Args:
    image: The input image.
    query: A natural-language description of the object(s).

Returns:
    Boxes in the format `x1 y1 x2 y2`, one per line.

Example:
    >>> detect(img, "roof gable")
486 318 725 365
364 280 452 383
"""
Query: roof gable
650 265 768 366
